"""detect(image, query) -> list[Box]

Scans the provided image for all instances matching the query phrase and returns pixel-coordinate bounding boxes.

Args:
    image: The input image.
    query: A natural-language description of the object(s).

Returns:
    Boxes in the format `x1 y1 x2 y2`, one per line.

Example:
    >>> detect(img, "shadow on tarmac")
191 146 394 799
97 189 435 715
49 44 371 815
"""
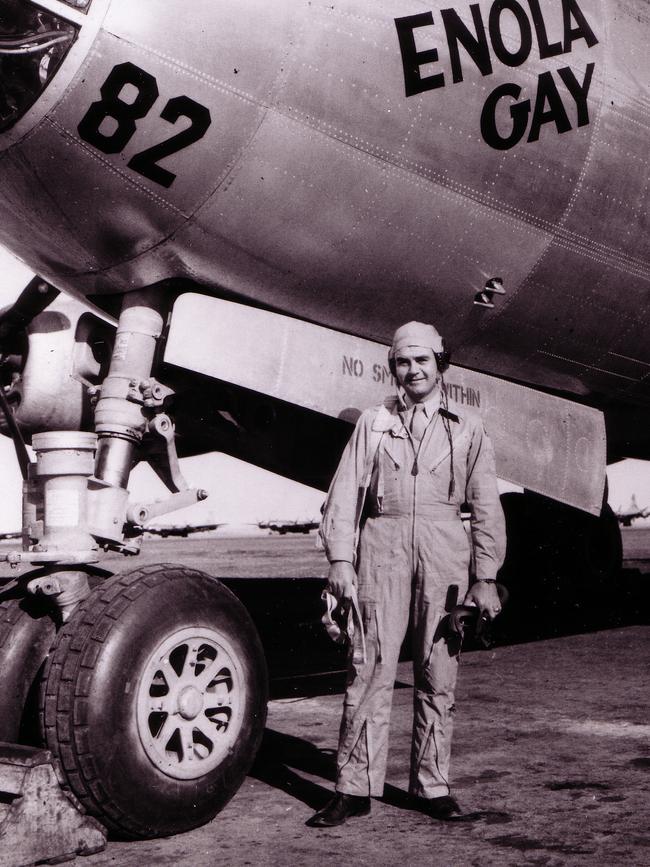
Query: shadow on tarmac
250 728 514 825
250 729 416 813
251 729 336 810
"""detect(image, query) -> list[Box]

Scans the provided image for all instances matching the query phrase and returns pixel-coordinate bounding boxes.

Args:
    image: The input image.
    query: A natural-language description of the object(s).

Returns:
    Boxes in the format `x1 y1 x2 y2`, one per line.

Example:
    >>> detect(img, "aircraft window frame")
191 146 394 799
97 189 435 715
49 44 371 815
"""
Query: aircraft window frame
0 0 78 132
58 0 92 11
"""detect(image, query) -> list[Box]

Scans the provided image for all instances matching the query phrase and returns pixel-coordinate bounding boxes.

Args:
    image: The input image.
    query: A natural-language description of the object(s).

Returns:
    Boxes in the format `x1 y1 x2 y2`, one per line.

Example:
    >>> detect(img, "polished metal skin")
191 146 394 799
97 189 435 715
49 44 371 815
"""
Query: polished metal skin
0 0 647 418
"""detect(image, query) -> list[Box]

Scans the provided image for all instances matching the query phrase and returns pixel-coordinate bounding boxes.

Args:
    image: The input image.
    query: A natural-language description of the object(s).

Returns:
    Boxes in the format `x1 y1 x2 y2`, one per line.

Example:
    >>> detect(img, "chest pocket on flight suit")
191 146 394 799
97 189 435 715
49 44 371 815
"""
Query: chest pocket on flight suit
376 435 410 513
422 428 471 506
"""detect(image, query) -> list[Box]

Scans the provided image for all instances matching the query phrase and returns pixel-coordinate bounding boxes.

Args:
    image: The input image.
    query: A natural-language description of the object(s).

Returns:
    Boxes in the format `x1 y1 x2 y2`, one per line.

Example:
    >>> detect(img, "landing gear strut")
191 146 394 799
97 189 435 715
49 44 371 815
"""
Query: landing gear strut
0 287 268 838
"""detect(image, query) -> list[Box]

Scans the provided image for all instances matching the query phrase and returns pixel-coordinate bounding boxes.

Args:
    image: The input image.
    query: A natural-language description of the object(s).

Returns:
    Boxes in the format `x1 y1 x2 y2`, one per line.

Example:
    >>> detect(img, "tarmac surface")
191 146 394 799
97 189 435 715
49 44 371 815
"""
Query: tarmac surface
1 531 649 866
80 624 650 867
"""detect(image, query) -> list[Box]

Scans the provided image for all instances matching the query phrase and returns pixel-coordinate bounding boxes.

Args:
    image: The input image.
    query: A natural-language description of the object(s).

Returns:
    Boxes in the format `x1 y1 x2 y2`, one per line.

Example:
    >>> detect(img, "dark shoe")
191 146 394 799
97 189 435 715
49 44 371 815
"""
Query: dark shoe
306 793 371 827
418 794 461 820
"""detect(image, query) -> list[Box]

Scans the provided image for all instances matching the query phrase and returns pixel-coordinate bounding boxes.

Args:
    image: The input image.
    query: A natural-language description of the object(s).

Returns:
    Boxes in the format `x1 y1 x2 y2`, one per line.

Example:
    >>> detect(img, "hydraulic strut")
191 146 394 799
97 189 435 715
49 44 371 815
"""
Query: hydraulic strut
0 288 207 619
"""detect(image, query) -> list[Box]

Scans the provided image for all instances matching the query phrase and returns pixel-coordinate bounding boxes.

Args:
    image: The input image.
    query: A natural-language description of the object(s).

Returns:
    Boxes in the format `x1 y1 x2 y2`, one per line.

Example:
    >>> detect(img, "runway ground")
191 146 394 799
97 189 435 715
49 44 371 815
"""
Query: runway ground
1 531 649 866
82 625 650 867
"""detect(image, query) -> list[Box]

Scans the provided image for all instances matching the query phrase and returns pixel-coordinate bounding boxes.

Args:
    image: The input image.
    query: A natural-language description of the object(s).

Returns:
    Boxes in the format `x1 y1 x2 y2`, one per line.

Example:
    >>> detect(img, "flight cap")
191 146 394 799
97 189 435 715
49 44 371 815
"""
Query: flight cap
389 321 444 358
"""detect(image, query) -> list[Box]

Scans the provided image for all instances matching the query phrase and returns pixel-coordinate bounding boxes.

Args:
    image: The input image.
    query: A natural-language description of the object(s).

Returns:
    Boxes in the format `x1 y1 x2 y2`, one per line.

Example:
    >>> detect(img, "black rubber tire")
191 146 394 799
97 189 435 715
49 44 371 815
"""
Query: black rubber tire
39 564 268 840
0 595 56 743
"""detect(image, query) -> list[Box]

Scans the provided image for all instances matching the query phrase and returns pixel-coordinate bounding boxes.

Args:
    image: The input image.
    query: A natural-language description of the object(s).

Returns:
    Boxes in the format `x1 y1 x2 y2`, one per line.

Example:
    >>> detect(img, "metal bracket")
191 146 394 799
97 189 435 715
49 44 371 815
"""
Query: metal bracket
126 487 208 526
474 277 506 309
143 412 190 493
140 377 174 408
0 549 100 569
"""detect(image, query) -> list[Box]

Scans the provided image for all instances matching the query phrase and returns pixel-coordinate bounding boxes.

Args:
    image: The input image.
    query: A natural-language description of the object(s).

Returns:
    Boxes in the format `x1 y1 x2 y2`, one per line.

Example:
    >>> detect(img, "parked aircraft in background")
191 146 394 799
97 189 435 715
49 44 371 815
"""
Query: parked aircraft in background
0 531 21 541
138 522 223 538
0 0 647 850
615 495 650 527
259 519 320 535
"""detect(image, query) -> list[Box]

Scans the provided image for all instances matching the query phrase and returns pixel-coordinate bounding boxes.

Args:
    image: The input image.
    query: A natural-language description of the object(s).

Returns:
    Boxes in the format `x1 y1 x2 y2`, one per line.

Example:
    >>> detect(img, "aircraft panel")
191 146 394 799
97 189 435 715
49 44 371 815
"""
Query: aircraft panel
46 30 265 219
270 2 414 158
605 310 650 389
482 243 650 399
192 108 553 332
0 146 102 275
16 116 183 269
457 319 591 397
559 113 650 265
268 0 603 232
102 0 293 104
554 2 650 262
392 28 602 229
82 200 308 301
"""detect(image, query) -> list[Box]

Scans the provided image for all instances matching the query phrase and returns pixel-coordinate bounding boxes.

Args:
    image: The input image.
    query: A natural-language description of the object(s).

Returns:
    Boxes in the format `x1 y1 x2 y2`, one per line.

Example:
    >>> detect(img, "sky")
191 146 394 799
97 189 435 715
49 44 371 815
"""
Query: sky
0 247 648 531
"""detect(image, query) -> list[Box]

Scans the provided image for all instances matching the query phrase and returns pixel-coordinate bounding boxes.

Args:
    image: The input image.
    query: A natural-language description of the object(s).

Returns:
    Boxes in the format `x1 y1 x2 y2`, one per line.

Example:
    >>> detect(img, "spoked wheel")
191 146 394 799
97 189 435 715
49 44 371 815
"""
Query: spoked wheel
39 564 268 839
137 625 248 780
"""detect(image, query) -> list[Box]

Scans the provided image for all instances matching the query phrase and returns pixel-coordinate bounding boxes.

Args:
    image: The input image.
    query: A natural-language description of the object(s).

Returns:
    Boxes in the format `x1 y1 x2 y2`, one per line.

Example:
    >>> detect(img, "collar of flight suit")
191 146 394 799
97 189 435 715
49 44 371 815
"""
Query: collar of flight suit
370 393 464 475
371 391 462 435
398 388 441 418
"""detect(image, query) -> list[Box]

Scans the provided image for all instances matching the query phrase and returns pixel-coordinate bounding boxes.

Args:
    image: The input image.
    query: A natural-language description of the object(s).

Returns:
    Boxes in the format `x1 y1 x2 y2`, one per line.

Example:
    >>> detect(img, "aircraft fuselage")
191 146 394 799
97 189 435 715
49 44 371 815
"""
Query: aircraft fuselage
0 0 648 417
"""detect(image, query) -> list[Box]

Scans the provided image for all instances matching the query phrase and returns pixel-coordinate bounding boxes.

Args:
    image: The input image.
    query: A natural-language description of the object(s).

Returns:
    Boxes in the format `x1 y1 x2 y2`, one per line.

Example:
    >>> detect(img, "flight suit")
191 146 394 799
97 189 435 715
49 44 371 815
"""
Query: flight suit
320 395 505 799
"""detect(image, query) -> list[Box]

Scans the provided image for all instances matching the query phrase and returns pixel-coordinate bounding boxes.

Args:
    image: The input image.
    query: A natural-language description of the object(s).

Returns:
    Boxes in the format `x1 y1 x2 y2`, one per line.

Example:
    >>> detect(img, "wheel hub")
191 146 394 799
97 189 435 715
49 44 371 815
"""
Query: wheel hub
177 685 203 720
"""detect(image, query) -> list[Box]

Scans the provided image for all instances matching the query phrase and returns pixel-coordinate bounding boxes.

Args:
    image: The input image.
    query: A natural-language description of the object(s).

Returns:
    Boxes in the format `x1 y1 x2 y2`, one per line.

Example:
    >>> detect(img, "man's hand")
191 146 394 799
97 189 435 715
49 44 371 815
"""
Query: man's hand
464 581 502 619
327 560 356 600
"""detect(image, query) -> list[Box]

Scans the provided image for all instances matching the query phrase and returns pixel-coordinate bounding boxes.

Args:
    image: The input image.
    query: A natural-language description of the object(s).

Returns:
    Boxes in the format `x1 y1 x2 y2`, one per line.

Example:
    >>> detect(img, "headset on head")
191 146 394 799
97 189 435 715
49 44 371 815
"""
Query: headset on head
388 339 451 376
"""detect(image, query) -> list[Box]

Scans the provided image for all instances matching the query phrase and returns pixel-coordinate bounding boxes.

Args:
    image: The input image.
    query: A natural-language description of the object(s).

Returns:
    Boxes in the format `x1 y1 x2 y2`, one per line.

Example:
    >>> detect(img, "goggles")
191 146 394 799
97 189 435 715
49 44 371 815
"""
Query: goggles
321 588 366 664
448 583 509 648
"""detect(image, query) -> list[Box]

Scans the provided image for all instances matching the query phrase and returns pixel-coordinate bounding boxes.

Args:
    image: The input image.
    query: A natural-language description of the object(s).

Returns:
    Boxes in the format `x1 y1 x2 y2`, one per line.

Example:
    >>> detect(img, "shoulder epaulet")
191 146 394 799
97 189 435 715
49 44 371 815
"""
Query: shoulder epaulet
440 407 460 423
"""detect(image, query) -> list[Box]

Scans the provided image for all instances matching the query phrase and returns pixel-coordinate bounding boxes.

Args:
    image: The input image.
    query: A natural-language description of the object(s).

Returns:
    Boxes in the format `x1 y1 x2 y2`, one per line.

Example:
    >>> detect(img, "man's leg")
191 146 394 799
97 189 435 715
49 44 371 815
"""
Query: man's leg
308 518 412 826
408 515 469 811
335 516 412 798
409 608 460 800
335 595 408 797
306 591 410 827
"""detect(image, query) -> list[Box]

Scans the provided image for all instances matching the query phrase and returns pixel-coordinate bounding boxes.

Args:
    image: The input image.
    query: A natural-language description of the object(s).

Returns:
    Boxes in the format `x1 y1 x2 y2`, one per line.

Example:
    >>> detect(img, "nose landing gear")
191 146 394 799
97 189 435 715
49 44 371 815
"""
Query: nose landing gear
0 287 268 840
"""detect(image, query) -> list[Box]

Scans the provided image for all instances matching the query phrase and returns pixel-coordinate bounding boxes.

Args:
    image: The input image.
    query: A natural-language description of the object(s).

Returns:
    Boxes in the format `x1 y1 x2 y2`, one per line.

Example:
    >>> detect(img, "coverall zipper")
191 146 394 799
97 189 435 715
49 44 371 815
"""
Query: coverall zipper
401 411 437 577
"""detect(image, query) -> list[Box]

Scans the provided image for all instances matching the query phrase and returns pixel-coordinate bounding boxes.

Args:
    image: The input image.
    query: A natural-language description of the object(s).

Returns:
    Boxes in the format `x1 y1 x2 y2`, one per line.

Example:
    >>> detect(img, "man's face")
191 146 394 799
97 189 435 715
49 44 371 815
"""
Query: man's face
393 346 439 403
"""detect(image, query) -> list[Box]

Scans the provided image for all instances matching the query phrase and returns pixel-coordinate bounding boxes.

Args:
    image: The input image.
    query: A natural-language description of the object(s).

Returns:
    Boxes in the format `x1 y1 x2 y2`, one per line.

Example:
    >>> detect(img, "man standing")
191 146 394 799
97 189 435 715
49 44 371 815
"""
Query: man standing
308 321 506 827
